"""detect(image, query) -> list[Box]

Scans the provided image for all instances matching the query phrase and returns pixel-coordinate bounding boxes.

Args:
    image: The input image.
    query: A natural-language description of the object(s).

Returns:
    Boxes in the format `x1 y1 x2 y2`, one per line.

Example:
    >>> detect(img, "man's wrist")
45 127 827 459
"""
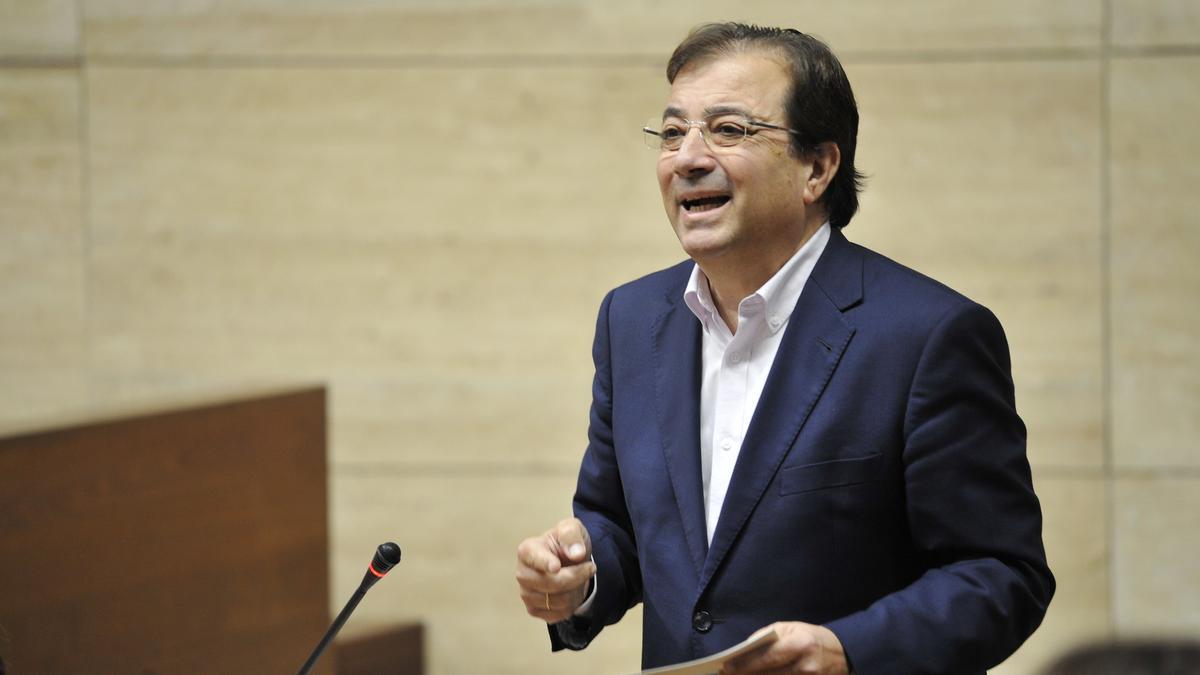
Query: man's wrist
573 561 598 617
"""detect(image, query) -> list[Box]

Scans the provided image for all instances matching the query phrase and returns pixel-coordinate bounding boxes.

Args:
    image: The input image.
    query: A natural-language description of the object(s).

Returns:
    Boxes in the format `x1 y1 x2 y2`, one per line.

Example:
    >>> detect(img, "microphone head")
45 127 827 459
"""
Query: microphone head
370 542 402 576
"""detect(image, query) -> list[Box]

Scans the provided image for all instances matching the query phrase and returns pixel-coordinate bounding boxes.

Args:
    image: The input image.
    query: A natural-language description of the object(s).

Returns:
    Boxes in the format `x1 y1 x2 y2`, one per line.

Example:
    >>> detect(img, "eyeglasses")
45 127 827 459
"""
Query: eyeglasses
643 114 801 151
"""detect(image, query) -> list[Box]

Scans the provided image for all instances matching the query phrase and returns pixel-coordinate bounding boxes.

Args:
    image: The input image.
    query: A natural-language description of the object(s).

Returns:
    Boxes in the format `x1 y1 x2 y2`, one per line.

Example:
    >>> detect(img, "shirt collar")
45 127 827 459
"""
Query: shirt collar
684 264 719 332
683 222 832 336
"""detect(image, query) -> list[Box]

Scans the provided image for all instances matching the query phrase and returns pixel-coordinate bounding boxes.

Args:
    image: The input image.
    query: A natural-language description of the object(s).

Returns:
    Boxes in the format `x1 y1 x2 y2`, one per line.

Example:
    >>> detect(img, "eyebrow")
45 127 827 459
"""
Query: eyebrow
661 104 753 121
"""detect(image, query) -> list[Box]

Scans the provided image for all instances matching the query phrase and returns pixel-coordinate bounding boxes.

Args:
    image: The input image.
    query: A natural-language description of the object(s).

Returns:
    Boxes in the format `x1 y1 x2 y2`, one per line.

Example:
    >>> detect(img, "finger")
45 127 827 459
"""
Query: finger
520 589 584 623
720 643 783 674
721 623 817 675
519 588 582 613
546 558 596 592
551 518 591 563
515 559 596 594
723 659 783 675
521 597 571 623
523 604 576 624
723 664 791 675
516 536 563 574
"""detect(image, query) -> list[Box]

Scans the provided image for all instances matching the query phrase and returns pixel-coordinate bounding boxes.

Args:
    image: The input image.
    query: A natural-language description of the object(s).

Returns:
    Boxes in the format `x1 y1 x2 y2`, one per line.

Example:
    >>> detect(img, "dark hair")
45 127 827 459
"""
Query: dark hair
666 23 865 229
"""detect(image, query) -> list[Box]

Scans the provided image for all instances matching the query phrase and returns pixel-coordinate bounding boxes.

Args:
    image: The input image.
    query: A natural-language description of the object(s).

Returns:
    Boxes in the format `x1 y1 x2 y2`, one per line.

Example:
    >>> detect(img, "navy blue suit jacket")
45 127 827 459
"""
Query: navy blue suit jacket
553 228 1054 674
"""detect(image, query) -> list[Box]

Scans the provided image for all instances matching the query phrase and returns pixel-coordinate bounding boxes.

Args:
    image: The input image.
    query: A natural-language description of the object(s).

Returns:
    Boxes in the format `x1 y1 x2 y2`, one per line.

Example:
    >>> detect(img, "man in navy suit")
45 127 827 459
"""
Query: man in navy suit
516 23 1053 674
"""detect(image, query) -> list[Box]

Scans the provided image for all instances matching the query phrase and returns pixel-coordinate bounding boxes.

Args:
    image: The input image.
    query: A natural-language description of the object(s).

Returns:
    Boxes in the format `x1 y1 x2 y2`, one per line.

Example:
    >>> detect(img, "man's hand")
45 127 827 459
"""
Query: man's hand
719 622 849 675
515 518 595 623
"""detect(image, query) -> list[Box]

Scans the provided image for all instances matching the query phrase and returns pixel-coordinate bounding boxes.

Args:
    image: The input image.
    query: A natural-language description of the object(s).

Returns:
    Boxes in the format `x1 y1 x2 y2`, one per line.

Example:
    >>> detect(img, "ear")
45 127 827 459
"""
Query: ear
802 141 841 205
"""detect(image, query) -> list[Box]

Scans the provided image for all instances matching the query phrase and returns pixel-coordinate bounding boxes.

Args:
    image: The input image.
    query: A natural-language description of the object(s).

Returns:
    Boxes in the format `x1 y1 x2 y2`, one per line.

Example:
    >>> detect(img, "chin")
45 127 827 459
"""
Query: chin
678 236 734 263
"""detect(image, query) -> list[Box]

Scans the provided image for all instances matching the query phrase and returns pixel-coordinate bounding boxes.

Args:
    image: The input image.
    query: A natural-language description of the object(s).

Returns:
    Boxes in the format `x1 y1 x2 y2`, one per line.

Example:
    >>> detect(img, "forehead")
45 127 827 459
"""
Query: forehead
664 50 792 118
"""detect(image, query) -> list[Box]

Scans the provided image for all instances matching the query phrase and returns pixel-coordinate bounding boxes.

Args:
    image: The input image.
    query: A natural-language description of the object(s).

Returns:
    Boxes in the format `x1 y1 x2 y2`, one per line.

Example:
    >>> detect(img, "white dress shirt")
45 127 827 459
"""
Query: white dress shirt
683 223 831 543
572 223 831 618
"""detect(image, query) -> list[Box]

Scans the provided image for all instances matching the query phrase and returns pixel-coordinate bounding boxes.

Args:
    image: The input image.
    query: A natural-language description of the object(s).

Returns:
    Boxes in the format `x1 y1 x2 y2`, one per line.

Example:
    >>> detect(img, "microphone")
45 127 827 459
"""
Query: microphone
297 542 402 675
361 541 402 591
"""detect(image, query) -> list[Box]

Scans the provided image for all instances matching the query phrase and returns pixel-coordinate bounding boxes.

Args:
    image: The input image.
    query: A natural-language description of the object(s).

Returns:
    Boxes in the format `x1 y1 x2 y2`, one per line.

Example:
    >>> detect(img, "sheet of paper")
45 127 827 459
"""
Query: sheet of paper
634 628 778 675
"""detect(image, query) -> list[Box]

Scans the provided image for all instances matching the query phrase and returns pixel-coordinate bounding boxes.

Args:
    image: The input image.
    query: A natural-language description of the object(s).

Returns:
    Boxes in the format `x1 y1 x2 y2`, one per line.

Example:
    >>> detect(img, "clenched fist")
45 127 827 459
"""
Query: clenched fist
515 518 596 623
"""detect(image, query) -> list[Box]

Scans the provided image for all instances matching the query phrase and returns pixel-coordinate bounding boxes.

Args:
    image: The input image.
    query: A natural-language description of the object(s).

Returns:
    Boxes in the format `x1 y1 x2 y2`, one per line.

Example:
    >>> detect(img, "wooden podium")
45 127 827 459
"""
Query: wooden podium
0 386 418 675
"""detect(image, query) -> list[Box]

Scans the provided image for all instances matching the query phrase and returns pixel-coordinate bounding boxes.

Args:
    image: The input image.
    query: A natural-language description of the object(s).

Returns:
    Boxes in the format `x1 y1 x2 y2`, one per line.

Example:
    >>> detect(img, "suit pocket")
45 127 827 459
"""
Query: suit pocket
780 452 882 495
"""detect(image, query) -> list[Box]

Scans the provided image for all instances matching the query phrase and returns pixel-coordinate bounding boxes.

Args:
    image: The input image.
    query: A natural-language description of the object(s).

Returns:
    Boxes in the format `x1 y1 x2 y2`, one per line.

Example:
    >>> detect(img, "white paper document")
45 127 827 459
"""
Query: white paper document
634 628 779 675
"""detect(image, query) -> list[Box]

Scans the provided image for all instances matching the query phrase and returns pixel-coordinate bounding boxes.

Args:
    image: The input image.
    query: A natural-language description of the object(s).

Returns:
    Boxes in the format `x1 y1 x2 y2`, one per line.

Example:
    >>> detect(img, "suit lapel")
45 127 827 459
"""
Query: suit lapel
651 295 708 577
699 229 862 593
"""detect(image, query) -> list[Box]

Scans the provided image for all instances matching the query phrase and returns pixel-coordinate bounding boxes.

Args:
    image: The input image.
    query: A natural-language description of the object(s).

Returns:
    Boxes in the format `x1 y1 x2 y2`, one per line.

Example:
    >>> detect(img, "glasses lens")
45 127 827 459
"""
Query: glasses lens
707 118 748 147
658 122 688 151
644 117 754 151
642 124 663 150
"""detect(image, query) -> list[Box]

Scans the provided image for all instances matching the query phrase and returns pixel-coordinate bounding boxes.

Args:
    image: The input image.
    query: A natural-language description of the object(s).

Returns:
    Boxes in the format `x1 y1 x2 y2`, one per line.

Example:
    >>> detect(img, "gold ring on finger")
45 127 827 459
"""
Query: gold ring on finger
545 593 551 611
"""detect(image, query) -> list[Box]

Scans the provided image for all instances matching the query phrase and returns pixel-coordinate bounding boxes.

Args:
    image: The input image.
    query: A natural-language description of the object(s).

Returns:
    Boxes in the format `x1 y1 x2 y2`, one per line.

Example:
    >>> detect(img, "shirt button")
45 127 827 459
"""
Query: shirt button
729 351 742 364
768 316 782 329
692 610 713 633
721 437 733 451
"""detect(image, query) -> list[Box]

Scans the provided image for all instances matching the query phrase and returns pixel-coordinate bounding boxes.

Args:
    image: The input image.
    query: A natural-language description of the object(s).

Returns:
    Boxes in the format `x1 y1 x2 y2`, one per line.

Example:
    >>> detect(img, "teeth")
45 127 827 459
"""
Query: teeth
683 196 730 211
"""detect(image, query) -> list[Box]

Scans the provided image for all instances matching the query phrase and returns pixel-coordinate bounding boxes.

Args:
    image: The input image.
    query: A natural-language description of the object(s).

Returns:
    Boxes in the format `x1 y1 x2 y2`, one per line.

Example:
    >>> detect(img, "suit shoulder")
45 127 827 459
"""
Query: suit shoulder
846 241 1005 342
854 243 980 313
606 259 692 308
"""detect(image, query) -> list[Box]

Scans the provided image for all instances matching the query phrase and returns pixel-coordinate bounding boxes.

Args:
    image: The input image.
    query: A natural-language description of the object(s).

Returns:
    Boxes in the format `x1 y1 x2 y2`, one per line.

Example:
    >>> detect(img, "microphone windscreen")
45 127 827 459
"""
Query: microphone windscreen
371 542 402 575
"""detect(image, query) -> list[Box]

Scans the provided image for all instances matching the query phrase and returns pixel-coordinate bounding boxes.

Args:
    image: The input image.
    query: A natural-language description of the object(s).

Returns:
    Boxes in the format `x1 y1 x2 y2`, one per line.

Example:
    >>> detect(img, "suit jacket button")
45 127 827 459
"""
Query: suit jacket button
692 610 713 633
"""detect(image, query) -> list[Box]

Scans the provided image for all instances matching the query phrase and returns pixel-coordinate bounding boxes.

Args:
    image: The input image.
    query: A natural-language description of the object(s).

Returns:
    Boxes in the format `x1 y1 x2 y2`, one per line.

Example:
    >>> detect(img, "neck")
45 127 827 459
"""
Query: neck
700 218 825 333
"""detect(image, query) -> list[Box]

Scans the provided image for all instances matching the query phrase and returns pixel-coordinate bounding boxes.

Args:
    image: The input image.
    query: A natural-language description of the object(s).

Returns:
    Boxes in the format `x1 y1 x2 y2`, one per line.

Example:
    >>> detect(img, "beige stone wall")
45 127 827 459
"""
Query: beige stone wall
1 2 1197 673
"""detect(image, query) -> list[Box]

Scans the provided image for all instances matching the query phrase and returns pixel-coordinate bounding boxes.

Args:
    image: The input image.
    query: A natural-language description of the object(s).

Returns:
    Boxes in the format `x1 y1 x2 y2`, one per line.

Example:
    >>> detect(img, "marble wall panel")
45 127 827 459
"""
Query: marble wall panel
1112 0 1200 48
331 470 643 675
0 0 78 57
86 67 670 246
1114 475 1200 634
1109 57 1200 468
993 475 1111 674
847 60 1104 469
86 64 685 462
0 370 90 432
0 68 87 426
80 0 1101 59
329 372 594 467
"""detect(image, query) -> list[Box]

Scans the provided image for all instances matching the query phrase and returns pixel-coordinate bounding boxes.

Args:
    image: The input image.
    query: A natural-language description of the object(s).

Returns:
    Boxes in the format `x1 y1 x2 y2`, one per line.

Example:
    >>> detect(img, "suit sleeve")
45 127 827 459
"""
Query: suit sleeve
549 290 643 651
825 300 1055 674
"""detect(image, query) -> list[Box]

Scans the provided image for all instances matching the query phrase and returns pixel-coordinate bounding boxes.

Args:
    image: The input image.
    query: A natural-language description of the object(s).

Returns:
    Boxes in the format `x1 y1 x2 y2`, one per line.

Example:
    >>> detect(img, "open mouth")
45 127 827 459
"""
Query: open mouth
681 195 731 212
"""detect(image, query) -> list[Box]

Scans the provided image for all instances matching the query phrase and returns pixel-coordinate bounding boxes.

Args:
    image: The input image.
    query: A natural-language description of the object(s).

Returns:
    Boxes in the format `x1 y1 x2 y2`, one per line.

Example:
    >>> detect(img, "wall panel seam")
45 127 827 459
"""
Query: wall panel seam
332 462 579 477
74 0 96 408
1100 0 1117 638
0 57 81 68
75 47 1108 70
1111 45 1200 58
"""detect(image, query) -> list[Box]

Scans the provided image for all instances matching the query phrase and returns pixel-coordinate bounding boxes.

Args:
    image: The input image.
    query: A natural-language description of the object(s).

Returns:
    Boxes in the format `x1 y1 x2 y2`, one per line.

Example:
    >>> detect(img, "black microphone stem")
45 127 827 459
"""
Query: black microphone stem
297 583 368 675
295 542 400 675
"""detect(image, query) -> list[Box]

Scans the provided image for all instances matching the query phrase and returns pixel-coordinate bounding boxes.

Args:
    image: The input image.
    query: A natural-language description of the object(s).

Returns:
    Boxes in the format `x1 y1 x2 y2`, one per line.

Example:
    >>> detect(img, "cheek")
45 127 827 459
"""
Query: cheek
655 162 672 192
656 164 676 209
761 163 803 201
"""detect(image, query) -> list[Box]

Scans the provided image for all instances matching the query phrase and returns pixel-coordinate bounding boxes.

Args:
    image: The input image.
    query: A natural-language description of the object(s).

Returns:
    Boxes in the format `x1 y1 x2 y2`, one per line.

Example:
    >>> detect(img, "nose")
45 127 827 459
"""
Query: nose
671 126 717 177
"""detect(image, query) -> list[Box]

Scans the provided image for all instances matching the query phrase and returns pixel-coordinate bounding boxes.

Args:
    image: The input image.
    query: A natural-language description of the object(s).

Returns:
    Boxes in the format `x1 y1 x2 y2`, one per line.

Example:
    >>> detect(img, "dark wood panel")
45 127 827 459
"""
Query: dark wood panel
0 387 331 675
336 624 423 675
